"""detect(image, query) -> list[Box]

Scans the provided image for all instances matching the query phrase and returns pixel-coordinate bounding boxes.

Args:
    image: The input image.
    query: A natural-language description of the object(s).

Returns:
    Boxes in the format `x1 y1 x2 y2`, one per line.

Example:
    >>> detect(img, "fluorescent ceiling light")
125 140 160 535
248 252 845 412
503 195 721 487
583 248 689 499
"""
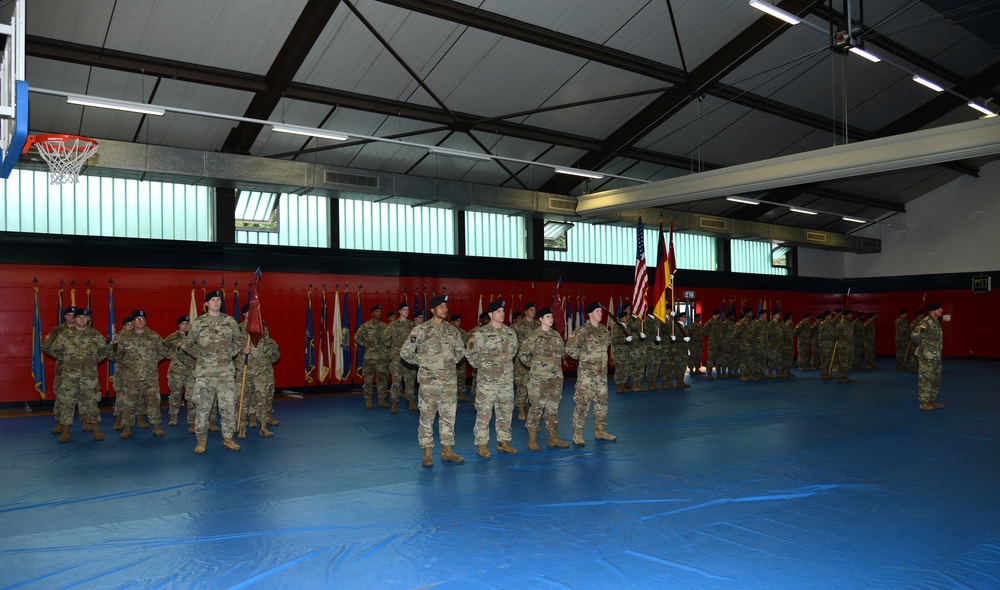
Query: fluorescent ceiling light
749 0 800 25
842 216 867 223
967 102 996 117
428 147 492 161
554 167 604 179
726 196 760 205
271 124 348 141
66 94 165 116
789 207 818 215
849 47 881 63
912 76 944 92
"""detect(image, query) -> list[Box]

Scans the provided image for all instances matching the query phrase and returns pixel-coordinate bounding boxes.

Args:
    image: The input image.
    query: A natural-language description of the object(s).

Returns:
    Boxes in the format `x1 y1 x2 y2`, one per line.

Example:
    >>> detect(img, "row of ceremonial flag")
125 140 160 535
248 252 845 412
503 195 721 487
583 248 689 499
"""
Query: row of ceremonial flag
630 216 677 325
305 286 359 385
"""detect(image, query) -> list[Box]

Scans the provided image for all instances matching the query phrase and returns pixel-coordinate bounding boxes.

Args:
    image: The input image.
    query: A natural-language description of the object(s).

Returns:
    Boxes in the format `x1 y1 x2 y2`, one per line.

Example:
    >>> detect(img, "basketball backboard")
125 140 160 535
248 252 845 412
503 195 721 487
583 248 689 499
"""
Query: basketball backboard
0 0 26 179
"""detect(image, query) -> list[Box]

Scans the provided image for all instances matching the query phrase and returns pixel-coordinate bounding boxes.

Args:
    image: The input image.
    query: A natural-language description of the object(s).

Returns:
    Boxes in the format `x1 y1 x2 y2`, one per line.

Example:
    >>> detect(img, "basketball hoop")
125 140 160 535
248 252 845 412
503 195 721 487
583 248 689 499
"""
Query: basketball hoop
23 133 99 184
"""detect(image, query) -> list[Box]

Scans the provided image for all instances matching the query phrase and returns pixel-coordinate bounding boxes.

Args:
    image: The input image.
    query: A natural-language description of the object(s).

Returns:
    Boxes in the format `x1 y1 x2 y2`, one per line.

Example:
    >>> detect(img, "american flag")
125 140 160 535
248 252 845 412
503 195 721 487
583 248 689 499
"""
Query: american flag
631 217 648 317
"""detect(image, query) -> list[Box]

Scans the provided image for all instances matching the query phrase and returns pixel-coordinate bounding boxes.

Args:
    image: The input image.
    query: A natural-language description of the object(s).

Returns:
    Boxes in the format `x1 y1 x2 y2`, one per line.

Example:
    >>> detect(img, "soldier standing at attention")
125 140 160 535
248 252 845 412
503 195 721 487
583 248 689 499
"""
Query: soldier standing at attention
852 311 865 369
382 302 418 414
626 308 648 390
906 310 925 373
895 309 909 370
401 295 466 467
835 309 855 384
354 304 390 410
43 306 78 435
465 312 490 400
111 315 134 430
687 313 704 376
511 302 538 420
163 315 195 427
910 302 946 411
863 312 876 368
112 310 167 439
793 313 812 371
566 301 616 445
668 310 691 389
702 309 722 380
466 300 519 458
809 312 823 371
182 290 247 454
450 314 471 403
235 309 281 439
611 310 633 393
49 309 110 443
518 307 569 450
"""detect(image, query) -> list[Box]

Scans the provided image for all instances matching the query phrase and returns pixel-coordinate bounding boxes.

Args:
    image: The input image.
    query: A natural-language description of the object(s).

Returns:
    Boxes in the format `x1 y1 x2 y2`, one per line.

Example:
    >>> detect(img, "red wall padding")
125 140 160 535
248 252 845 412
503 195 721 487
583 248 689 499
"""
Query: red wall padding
1 263 996 404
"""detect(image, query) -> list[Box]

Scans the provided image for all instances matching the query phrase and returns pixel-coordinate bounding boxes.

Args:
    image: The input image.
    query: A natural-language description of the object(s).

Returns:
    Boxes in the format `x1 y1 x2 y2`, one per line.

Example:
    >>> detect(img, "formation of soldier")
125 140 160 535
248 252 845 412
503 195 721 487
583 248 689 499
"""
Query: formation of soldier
39 292 281 453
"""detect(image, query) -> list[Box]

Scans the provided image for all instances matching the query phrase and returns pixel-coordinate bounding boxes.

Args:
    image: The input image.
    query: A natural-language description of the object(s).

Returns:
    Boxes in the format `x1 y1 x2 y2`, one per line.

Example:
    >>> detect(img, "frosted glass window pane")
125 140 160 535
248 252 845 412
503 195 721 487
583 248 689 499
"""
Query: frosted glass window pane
339 198 453 255
731 239 788 276
545 220 716 270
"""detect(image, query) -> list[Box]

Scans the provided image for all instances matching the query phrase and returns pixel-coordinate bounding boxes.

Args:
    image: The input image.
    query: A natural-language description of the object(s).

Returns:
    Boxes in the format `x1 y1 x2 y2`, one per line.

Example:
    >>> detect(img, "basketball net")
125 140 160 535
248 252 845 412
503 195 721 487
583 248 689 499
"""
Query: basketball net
29 135 99 184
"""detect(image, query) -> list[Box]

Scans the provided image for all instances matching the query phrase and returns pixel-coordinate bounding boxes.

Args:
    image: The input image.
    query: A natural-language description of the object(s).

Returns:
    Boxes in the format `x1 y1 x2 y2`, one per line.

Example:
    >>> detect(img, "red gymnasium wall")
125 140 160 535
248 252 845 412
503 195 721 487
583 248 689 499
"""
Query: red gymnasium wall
2 261 996 405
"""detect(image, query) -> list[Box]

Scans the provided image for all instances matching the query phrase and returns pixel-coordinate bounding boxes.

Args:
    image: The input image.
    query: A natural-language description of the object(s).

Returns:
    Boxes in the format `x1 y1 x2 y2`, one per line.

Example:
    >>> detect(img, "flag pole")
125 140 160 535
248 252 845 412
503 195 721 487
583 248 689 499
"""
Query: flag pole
237 333 250 438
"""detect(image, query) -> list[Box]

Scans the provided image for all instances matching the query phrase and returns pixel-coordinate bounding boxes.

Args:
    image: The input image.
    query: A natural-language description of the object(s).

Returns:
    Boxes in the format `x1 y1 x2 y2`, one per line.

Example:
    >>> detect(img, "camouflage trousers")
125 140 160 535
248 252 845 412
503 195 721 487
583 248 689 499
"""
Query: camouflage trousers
456 361 468 396
895 340 908 370
525 375 563 432
235 369 273 423
121 375 162 425
796 341 810 370
630 347 646 385
917 354 942 403
361 358 390 402
193 373 237 439
417 370 458 448
389 359 416 403
864 339 876 366
612 348 630 387
836 342 852 380
473 378 515 446
572 369 610 430
705 344 719 375
514 363 529 408
167 369 195 421
55 370 102 425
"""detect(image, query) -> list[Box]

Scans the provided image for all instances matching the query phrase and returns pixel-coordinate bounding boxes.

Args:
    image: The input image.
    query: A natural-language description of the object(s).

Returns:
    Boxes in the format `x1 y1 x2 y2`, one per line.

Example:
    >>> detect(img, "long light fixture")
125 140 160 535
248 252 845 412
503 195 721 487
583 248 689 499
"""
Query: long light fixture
842 216 866 223
967 102 996 117
554 167 604 179
726 196 760 205
912 76 944 92
789 207 818 215
848 47 881 63
271 124 348 142
66 94 165 116
748 0 801 25
428 146 492 161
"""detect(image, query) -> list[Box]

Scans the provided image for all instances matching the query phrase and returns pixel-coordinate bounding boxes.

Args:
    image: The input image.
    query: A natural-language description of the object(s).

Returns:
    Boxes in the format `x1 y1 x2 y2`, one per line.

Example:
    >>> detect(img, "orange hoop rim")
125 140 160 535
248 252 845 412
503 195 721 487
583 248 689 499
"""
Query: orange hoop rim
23 133 99 154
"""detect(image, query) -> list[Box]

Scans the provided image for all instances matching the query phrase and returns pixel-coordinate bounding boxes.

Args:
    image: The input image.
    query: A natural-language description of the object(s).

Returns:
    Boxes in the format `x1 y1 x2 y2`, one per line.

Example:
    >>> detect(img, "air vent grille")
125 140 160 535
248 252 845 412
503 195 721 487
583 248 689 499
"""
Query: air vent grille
324 170 379 188
806 231 828 243
699 217 727 231
548 198 576 212
860 238 880 250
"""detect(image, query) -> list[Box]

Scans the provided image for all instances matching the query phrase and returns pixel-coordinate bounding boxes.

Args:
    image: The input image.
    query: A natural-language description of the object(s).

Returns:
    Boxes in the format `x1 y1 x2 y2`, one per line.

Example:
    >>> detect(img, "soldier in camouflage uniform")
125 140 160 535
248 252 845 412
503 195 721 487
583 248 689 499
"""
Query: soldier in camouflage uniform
48 309 110 443
646 314 668 389
464 312 490 401
818 311 837 379
793 313 811 371
905 310 925 372
401 295 467 467
466 300 519 458
702 310 722 380
810 312 824 371
42 306 77 435
382 302 418 414
110 315 134 429
566 301 616 445
164 315 195 427
511 302 538 420
626 311 648 390
451 314 471 402
111 310 167 439
611 310 633 392
734 309 753 381
894 309 909 370
781 313 795 377
517 307 570 450
354 304 389 410
687 313 704 376
182 290 247 454
667 311 690 388
910 302 945 411
234 314 281 439
720 310 737 379
852 311 865 369
835 309 855 383
863 312 876 368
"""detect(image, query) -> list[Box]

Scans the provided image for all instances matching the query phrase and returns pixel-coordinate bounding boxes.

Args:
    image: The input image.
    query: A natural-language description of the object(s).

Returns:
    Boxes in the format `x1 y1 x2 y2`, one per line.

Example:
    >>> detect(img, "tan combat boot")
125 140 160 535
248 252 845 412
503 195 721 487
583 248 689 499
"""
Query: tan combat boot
919 401 936 411
932 401 946 409
194 437 207 454
113 415 123 430
91 421 105 441
572 428 585 446
527 430 540 451
152 424 165 436
407 399 419 412
595 426 618 441
51 423 64 435
364 399 373 410
137 416 149 429
422 447 433 467
237 423 247 440
377 399 390 408
390 400 398 414
497 441 517 454
259 425 274 437
83 422 93 432
547 426 569 448
249 415 257 428
187 423 196 434
168 415 178 426
517 406 526 421
119 425 132 439
267 417 280 426
57 425 71 444
477 444 491 458
208 420 220 432
222 437 241 451
441 446 464 463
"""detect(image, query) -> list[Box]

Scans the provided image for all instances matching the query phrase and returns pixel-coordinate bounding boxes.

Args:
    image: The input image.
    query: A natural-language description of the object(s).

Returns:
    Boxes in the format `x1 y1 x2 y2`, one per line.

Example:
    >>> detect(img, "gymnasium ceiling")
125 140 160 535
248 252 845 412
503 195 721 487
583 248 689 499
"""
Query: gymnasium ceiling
15 0 1000 237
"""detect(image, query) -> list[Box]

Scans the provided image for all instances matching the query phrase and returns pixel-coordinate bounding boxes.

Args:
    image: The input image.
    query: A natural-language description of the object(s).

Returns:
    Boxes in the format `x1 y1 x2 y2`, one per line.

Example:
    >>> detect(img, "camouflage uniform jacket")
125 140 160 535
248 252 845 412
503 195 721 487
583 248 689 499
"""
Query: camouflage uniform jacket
50 326 111 370
110 328 166 378
511 317 538 347
355 318 388 360
566 322 611 377
835 317 853 345
895 316 909 344
465 324 518 382
793 319 811 340
864 318 875 341
703 317 723 345
382 317 416 359
41 322 71 358
400 320 465 374
181 313 243 377
164 329 196 376
235 324 280 374
911 315 942 359
518 328 565 379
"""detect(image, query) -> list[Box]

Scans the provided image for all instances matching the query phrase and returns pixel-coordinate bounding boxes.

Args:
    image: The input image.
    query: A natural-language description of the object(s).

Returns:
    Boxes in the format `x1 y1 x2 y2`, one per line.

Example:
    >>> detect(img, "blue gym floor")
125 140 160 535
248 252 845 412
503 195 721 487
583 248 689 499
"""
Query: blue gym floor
1 359 998 589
